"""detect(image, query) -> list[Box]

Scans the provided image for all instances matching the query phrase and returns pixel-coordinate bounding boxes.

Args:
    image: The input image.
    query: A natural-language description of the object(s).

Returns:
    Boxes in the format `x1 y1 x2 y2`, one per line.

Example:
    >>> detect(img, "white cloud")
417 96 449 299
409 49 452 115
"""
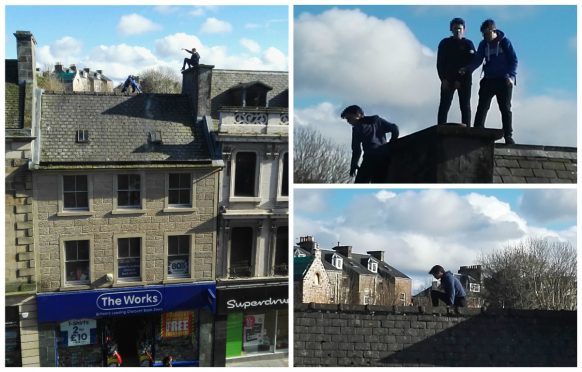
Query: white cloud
294 102 351 145
294 190 576 291
36 36 83 67
201 17 233 34
245 23 261 29
117 14 161 36
189 6 219 17
518 189 577 223
240 38 261 54
294 190 328 213
568 36 576 52
295 8 576 147
261 47 287 71
154 6 179 15
154 33 203 59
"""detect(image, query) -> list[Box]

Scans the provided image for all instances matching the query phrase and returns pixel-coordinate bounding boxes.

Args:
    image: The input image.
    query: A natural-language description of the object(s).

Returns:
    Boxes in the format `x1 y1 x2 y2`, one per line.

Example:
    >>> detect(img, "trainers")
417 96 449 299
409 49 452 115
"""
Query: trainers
505 137 515 145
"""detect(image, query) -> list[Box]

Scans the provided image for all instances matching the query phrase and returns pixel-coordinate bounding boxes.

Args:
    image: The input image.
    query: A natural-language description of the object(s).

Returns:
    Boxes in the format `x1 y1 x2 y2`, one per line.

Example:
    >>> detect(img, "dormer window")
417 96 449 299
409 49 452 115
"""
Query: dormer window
76 130 89 143
368 259 378 273
229 81 272 107
332 255 343 270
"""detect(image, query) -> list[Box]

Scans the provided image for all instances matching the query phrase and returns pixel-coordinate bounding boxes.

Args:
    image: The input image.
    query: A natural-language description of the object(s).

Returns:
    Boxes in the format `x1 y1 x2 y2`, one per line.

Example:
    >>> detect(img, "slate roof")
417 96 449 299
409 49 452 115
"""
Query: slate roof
294 256 314 281
5 59 21 129
352 253 410 279
38 92 212 166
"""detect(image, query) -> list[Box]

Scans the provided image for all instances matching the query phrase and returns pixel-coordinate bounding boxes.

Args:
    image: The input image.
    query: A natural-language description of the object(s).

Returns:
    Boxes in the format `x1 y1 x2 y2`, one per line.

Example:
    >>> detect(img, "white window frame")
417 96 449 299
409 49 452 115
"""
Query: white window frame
164 171 196 212
114 234 146 284
368 259 378 273
229 150 261 203
399 292 407 305
470 283 481 293
112 172 146 214
276 151 289 202
57 174 94 217
164 233 194 281
61 236 93 288
332 254 343 270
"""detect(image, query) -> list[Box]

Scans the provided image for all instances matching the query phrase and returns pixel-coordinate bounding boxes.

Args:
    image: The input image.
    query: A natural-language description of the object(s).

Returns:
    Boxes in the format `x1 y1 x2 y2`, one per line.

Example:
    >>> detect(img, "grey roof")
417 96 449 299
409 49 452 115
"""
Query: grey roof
230 81 273 90
5 60 20 129
321 249 371 276
210 69 288 118
39 92 211 165
352 253 410 279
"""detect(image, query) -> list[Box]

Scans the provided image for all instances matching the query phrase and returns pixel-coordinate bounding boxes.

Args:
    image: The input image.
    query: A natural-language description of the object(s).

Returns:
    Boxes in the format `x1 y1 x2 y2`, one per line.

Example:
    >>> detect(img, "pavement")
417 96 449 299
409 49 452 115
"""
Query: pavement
225 354 289 367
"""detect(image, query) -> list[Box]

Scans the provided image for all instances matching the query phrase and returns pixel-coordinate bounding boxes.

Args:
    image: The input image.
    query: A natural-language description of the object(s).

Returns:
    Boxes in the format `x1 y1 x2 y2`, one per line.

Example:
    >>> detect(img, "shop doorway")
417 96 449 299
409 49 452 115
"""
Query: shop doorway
112 316 142 367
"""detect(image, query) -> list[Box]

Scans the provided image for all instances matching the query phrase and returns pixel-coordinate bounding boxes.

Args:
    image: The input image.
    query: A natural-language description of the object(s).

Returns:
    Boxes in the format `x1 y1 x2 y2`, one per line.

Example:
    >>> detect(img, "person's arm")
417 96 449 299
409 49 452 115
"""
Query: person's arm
350 129 362 177
504 39 518 83
436 39 447 82
182 48 193 55
379 117 399 142
461 41 484 75
442 275 456 306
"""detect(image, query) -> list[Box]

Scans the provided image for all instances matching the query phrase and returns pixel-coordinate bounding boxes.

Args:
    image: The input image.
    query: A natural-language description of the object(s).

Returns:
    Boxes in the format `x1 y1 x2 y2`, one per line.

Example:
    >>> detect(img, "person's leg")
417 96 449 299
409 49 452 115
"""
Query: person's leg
495 79 514 143
473 79 495 128
355 157 373 183
454 297 467 308
458 81 472 126
437 83 455 125
182 58 190 70
430 290 448 306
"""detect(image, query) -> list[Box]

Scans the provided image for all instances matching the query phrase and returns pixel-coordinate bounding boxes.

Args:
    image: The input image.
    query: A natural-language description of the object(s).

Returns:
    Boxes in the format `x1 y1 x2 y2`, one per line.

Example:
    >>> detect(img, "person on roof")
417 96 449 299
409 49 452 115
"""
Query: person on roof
181 47 200 71
428 265 467 308
340 105 399 183
460 19 518 144
437 17 476 126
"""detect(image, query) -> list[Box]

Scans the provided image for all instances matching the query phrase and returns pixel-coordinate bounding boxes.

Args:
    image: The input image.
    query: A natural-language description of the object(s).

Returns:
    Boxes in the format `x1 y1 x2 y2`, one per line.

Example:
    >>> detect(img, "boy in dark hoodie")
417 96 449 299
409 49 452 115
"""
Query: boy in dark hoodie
340 105 399 183
437 17 476 126
429 265 467 308
460 19 518 144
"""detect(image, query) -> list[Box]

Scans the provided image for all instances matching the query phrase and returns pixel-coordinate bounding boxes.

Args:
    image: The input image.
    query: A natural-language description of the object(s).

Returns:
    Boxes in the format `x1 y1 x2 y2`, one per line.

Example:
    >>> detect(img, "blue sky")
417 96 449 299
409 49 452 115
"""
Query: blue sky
294 188 577 292
5 5 288 83
294 5 577 147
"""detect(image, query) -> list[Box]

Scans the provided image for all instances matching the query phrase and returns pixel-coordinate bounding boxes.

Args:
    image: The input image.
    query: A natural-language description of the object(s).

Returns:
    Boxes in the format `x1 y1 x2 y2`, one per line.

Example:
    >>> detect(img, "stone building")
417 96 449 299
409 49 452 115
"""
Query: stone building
50 63 114 93
180 65 289 365
294 239 335 304
5 30 223 367
5 30 40 368
295 236 412 306
413 265 483 308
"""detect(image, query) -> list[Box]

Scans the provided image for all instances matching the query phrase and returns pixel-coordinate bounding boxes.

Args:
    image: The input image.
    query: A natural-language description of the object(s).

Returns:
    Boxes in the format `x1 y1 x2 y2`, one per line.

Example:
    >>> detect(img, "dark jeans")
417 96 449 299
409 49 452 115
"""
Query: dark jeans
430 290 467 307
355 150 389 184
437 81 472 126
474 78 513 138
182 58 198 70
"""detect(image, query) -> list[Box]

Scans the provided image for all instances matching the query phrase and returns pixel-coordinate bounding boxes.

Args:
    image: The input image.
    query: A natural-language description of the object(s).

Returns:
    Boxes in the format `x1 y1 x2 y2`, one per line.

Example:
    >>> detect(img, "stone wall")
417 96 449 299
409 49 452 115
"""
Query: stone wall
33 169 218 291
294 304 576 367
301 258 331 304
494 145 576 183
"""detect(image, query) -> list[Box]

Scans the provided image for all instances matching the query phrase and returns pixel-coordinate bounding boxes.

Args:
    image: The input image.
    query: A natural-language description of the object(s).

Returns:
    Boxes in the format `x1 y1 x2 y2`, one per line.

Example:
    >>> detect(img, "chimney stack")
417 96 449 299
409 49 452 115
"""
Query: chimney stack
14 31 37 85
55 63 63 73
69 64 77 72
298 236 317 254
367 251 384 262
333 245 352 258
84 67 90 72
182 64 215 119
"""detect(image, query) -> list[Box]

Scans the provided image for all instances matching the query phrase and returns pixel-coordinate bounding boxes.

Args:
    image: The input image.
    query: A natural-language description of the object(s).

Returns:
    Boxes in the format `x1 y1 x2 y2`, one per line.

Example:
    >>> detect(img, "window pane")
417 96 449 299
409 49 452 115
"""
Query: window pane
63 176 76 192
76 176 88 191
118 239 129 257
63 192 76 209
169 174 180 188
118 175 128 190
168 236 179 255
129 191 141 207
169 190 179 205
76 191 88 208
234 152 256 197
118 192 129 207
179 190 190 205
129 175 140 190
179 236 190 254
78 244 89 260
130 238 141 257
230 227 253 277
65 241 78 260
179 174 191 188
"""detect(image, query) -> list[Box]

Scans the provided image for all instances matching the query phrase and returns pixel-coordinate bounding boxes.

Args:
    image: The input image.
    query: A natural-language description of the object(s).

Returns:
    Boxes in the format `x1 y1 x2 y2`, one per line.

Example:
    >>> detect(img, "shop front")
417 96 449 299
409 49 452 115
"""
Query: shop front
36 282 216 367
213 280 288 366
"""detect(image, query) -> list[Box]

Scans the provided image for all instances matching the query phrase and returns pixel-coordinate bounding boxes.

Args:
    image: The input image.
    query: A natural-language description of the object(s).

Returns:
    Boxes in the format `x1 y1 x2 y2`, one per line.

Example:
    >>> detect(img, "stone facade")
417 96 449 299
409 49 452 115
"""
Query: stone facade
294 304 576 367
33 170 218 291
300 251 332 304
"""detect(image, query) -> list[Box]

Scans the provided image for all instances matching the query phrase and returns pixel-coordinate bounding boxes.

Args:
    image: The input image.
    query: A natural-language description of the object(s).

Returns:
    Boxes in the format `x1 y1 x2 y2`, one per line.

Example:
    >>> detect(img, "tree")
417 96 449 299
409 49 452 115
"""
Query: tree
37 71 65 92
480 238 576 310
139 67 181 93
294 125 352 183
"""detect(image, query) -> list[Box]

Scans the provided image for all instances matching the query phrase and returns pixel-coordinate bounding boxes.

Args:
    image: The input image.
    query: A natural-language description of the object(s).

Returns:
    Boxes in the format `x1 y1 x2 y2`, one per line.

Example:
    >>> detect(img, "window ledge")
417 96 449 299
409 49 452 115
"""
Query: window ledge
111 209 147 215
162 277 195 284
59 284 91 291
228 196 261 203
276 196 289 203
163 207 195 213
57 211 94 217
112 281 147 287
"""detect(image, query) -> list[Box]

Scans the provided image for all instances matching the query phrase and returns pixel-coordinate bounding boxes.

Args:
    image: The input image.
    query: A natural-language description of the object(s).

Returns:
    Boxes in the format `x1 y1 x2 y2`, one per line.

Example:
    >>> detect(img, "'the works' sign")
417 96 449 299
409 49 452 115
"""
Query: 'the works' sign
96 290 163 311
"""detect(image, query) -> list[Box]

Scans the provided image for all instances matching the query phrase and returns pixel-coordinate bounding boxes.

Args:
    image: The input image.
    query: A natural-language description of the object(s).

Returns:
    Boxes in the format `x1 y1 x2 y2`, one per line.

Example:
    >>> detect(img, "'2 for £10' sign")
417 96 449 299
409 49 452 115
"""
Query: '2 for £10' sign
60 319 96 346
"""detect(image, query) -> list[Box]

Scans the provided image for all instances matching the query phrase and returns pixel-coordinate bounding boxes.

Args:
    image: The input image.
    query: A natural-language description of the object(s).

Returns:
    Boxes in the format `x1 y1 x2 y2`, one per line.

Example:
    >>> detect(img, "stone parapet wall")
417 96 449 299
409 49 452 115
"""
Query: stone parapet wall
294 303 576 367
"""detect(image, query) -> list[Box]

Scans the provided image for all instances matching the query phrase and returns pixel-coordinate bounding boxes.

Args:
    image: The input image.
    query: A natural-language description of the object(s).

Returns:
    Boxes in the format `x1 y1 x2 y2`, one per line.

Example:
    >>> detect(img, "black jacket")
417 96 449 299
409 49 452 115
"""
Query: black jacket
351 115 398 169
437 37 475 83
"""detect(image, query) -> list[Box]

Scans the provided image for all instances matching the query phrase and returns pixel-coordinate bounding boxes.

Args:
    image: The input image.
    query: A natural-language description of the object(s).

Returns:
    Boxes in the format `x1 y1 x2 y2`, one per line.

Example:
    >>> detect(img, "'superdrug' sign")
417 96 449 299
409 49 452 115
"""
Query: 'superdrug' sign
37 283 216 323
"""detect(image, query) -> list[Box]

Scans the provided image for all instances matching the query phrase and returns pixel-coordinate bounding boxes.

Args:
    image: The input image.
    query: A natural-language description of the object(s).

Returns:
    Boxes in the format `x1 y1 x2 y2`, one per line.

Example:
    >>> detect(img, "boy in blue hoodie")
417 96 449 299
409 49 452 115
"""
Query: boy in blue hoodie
340 105 399 183
460 19 518 144
429 265 467 308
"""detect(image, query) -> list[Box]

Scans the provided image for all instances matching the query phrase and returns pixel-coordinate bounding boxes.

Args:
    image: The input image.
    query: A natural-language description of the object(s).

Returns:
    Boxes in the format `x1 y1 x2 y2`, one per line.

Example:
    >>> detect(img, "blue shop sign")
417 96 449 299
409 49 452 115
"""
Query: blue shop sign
37 282 216 323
